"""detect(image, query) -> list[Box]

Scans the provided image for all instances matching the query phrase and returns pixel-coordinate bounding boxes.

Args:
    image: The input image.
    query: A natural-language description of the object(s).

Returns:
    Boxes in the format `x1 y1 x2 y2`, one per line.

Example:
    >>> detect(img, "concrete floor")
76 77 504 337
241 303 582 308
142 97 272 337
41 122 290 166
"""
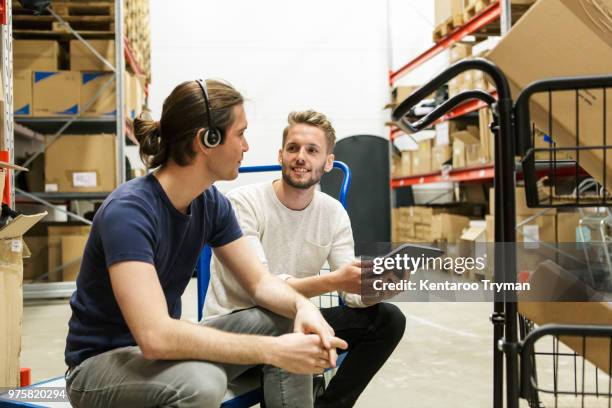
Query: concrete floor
21 279 608 408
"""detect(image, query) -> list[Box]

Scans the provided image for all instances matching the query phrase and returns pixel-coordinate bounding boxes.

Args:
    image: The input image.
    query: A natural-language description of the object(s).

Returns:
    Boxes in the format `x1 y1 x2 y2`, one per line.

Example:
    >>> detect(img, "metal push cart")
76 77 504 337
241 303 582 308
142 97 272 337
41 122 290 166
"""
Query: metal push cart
391 58 612 407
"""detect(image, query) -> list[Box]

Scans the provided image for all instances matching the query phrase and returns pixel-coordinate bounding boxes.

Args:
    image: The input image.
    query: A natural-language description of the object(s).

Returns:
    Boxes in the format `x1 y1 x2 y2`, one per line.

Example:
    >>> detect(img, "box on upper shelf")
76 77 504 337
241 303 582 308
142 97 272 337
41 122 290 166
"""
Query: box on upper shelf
32 71 80 116
14 40 59 71
70 40 115 71
80 72 115 117
452 130 481 168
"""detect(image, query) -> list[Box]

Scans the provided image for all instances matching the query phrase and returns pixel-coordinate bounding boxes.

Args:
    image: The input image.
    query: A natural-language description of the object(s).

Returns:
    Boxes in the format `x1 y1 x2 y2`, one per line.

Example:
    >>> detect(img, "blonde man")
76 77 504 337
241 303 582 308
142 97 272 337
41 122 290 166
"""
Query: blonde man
205 110 406 408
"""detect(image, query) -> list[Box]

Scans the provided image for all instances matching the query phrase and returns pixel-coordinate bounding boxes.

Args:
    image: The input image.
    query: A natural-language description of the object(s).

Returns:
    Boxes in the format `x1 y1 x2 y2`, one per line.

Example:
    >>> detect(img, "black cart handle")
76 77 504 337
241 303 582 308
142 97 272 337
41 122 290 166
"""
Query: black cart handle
392 58 512 134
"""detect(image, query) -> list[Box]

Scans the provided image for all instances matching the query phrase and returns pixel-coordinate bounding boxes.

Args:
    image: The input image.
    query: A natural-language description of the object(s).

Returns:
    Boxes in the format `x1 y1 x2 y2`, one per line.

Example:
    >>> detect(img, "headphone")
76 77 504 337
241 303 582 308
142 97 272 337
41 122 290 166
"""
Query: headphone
195 79 222 148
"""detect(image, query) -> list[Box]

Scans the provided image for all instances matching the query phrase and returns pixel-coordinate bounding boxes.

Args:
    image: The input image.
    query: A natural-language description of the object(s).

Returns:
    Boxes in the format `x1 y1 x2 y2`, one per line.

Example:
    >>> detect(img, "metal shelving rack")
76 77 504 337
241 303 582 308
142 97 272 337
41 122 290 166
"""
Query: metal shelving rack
9 0 147 299
388 0 514 188
2 0 14 203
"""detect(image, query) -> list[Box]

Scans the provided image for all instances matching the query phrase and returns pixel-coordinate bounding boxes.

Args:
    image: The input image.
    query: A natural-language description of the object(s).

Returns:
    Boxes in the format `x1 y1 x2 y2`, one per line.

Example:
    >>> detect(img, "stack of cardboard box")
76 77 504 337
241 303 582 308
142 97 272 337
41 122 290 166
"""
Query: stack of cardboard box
393 206 470 243
14 39 145 119
0 162 46 387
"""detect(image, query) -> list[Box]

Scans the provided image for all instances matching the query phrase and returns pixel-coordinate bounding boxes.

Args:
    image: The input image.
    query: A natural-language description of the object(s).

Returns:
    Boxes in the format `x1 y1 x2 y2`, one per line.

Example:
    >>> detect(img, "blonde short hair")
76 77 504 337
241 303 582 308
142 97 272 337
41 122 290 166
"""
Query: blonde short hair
282 110 336 152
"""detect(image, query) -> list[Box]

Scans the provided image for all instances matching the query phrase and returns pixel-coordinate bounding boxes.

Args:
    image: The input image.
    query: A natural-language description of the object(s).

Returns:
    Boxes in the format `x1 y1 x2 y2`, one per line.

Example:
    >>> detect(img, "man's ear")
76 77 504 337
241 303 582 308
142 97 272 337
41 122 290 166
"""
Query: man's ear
278 149 283 164
194 129 209 155
324 153 335 173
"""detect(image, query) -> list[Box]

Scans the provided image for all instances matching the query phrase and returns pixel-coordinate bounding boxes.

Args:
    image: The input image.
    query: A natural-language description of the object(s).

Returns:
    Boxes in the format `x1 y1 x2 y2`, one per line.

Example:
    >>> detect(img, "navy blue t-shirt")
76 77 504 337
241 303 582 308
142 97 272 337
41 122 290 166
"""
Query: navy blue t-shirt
65 174 242 367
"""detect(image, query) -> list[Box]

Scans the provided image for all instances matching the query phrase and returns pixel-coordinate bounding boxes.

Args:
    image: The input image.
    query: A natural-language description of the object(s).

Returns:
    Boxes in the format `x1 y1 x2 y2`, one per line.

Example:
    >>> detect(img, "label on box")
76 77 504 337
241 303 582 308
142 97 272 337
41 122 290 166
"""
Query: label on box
72 172 97 188
11 239 22 253
45 183 59 192
435 122 449 146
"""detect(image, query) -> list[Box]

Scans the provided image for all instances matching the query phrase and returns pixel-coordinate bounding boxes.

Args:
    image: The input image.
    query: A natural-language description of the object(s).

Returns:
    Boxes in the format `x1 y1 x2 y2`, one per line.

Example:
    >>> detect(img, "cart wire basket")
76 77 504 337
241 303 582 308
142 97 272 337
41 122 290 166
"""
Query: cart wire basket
392 58 612 408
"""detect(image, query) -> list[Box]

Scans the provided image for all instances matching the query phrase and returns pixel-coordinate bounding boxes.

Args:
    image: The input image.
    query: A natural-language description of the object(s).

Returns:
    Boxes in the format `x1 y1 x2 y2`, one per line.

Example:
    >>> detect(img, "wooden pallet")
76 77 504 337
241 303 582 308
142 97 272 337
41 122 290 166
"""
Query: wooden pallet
13 0 114 17
52 2 114 17
433 10 466 42
13 29 115 38
124 0 151 79
462 0 495 23
13 15 114 32
432 17 454 42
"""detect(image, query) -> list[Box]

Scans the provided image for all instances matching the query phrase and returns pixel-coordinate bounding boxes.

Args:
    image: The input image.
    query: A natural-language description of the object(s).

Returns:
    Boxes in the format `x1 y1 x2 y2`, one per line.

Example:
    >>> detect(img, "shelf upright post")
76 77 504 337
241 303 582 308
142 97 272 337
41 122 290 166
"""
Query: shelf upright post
115 0 126 186
1 0 13 206
500 0 512 35
386 0 396 239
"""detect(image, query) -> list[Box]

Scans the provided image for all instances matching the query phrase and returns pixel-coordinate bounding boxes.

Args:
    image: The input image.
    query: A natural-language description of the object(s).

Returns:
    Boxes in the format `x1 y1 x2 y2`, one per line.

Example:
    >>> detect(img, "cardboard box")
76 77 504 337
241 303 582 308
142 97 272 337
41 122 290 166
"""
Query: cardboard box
415 224 431 241
390 85 419 107
0 209 46 387
486 215 494 242
13 40 59 71
391 152 401 178
431 213 470 242
532 127 574 161
61 235 90 281
412 140 432 175
489 187 557 216
460 220 488 278
452 130 478 168
81 72 115 117
466 143 485 166
487 0 612 193
432 144 452 170
557 212 581 243
70 39 115 71
32 71 80 116
47 226 91 281
22 223 47 281
398 151 412 177
14 70 32 116
449 43 472 63
45 134 117 193
519 261 612 374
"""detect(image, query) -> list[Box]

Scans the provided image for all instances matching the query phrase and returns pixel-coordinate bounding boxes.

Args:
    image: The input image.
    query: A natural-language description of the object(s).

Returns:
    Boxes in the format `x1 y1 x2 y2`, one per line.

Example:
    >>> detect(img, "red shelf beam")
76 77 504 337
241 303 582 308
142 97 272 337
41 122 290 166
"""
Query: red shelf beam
391 162 589 189
391 164 494 188
388 1 501 86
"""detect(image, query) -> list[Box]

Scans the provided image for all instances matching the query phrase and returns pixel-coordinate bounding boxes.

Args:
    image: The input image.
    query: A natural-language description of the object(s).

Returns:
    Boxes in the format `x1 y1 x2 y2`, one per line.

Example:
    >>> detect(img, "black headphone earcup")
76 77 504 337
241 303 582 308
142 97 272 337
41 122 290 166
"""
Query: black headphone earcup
203 129 221 148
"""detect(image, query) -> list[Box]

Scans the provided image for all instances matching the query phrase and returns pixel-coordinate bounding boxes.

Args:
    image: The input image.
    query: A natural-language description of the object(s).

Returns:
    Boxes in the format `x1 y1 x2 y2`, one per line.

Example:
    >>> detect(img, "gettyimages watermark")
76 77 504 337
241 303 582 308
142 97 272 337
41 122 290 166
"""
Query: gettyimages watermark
356 242 612 303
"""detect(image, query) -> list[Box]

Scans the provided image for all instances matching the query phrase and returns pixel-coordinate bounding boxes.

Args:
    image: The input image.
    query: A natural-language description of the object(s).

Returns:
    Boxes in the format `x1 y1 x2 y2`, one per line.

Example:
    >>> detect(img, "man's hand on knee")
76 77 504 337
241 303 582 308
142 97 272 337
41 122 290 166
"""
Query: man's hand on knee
292 299 348 367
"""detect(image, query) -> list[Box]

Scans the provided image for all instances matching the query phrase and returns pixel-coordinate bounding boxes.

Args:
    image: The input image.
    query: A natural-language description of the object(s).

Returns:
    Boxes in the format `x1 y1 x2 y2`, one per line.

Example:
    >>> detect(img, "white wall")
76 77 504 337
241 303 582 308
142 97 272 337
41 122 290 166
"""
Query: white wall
149 0 441 189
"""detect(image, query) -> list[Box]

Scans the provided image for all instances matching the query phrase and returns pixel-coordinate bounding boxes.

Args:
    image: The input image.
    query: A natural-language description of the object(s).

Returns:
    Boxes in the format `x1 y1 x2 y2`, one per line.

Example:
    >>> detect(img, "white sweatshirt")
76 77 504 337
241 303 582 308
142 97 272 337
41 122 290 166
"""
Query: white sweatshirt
203 181 367 321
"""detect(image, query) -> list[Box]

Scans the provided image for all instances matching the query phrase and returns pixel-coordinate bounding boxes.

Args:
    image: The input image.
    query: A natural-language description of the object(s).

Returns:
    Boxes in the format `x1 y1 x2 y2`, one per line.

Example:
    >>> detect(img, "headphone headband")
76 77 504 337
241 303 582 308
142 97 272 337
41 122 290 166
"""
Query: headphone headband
195 79 222 148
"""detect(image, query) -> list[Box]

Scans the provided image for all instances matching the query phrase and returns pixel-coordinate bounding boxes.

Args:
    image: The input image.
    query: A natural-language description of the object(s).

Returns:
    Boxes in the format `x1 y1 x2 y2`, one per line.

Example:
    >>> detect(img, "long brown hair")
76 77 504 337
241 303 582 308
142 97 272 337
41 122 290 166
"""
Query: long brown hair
134 79 244 169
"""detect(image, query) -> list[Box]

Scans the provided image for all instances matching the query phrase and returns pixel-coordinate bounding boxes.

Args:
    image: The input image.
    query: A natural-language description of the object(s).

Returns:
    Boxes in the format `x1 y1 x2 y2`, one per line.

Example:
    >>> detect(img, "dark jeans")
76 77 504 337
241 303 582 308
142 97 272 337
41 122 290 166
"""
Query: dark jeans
316 302 406 408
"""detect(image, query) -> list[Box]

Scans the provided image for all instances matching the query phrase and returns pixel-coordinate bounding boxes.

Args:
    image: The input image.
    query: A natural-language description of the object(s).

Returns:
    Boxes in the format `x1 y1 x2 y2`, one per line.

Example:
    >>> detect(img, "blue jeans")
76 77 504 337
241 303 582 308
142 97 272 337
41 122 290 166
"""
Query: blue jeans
66 307 312 408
